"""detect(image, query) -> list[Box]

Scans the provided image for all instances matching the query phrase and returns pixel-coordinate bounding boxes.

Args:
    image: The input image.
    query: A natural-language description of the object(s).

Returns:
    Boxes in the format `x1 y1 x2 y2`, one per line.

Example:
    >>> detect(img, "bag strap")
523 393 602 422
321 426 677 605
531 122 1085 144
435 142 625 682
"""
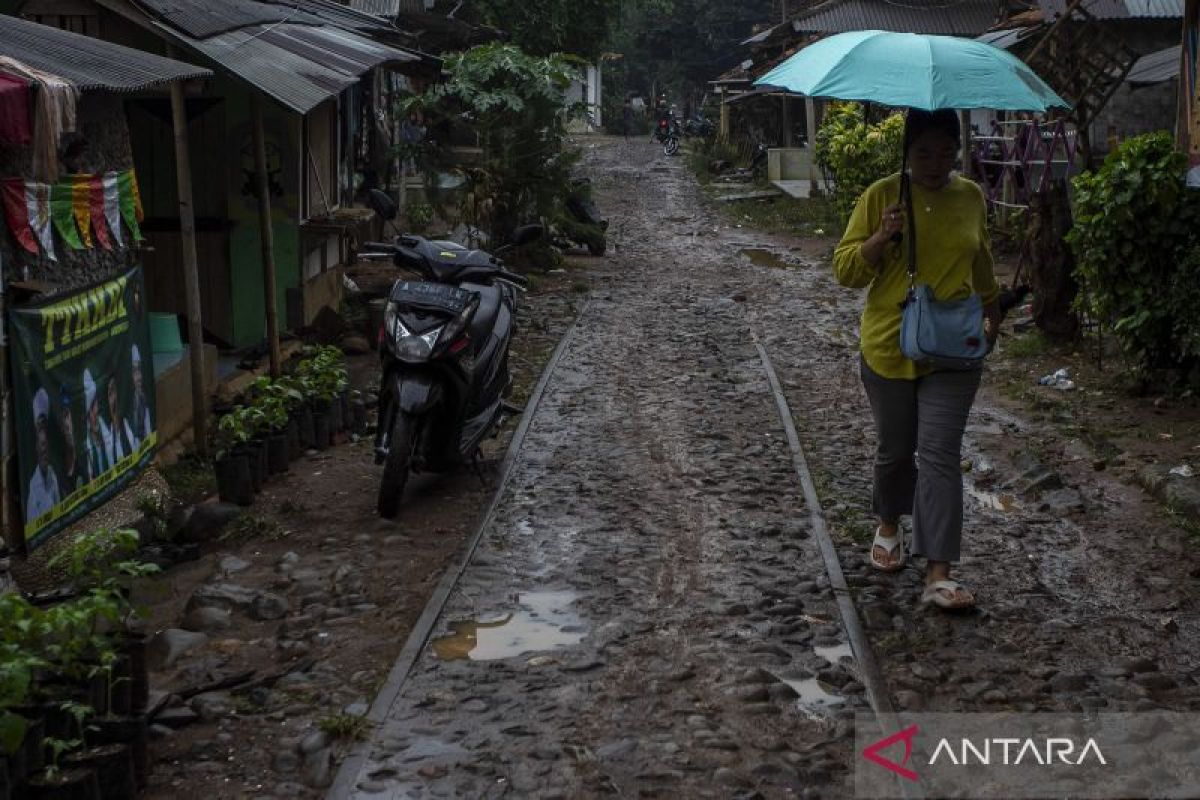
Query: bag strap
902 171 917 293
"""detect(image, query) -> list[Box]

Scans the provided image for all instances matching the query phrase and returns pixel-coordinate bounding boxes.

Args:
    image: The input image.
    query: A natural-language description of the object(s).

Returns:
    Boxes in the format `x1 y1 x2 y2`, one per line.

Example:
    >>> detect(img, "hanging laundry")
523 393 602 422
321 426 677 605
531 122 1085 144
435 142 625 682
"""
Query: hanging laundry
102 173 123 248
0 57 78 183
87 174 111 250
1 177 37 254
116 170 143 241
25 182 55 261
0 73 32 146
49 180 83 249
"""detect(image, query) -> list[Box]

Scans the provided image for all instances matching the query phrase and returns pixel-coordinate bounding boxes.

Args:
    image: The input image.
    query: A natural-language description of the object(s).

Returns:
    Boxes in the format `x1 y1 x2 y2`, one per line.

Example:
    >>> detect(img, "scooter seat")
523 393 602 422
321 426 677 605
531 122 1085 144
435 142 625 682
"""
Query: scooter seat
461 282 501 344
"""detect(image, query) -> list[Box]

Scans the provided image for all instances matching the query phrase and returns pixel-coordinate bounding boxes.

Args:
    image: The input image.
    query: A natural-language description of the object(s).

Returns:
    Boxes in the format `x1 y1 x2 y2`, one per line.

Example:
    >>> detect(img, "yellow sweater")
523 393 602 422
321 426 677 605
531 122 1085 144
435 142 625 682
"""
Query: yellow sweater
833 173 999 380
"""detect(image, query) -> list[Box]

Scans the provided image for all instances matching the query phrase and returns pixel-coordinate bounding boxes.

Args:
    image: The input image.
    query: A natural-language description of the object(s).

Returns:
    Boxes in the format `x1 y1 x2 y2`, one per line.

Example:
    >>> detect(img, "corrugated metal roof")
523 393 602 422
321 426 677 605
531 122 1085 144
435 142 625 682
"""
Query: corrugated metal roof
155 21 417 113
351 0 401 16
791 0 1000 36
1127 43 1180 83
0 14 211 90
137 0 397 38
1039 0 1183 18
976 26 1039 49
742 24 780 45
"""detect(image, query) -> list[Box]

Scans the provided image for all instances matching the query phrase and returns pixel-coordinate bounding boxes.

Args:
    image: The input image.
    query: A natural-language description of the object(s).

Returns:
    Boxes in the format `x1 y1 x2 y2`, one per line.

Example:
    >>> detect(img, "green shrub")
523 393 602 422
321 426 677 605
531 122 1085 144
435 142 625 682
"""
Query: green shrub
1067 132 1200 380
405 202 434 233
813 102 904 223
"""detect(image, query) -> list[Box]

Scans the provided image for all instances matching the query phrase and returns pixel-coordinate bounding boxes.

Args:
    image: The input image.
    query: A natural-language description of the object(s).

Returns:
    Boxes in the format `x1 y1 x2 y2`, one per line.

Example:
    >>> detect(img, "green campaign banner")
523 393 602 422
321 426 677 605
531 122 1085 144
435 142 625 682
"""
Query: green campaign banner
9 265 157 550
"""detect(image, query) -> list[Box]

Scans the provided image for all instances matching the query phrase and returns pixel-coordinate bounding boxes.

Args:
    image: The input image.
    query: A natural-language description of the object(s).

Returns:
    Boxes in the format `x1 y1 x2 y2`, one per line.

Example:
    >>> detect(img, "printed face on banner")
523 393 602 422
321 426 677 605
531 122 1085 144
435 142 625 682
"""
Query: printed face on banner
9 266 158 549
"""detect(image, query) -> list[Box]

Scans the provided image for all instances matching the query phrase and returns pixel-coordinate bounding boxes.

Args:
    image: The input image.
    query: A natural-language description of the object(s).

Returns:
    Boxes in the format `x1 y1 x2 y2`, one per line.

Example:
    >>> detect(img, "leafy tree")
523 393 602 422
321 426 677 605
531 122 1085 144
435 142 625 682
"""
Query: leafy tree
604 0 778 111
403 44 582 246
470 0 623 61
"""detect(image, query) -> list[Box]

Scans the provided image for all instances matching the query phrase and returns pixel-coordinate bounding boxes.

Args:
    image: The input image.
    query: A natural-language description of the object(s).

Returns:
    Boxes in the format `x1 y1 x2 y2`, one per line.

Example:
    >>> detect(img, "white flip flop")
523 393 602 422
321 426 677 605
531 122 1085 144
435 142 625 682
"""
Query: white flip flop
869 526 906 572
920 579 976 610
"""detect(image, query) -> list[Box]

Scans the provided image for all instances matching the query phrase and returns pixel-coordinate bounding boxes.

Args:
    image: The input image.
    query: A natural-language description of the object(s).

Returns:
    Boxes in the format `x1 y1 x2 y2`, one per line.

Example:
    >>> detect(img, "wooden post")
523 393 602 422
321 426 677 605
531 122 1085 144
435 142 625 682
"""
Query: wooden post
805 96 819 183
252 97 282 379
720 90 731 142
782 95 793 147
169 79 209 455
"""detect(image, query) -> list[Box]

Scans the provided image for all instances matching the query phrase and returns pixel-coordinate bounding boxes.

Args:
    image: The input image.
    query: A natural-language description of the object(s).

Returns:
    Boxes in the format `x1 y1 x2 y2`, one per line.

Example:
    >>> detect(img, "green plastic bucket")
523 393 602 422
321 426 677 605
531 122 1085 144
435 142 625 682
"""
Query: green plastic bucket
148 312 183 354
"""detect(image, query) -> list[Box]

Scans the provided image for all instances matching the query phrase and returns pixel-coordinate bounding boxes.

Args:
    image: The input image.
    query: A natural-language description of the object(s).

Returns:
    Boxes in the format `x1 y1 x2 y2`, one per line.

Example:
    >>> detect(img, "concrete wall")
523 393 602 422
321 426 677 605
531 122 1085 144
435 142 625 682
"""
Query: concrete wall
152 343 217 447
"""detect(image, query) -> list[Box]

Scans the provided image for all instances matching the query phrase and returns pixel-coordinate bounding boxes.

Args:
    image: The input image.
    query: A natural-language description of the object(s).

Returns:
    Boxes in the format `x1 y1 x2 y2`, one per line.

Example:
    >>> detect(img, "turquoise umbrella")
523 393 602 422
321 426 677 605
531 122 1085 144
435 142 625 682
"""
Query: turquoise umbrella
754 29 1068 112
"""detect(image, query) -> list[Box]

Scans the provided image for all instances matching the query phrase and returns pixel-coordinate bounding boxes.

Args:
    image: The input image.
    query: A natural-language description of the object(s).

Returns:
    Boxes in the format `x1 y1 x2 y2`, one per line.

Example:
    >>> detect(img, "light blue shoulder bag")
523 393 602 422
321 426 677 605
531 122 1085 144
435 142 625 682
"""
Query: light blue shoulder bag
896 174 988 371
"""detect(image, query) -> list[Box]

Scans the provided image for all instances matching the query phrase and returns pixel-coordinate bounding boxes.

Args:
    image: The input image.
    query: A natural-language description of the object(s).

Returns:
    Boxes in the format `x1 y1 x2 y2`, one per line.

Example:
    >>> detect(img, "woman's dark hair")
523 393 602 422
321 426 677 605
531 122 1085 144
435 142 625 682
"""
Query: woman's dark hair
904 108 961 152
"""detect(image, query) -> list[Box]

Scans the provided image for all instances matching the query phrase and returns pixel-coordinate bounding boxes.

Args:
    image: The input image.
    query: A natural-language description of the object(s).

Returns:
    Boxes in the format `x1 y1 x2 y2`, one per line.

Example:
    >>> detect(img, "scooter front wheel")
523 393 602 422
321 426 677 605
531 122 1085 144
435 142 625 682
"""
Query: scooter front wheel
663 137 680 156
377 412 417 519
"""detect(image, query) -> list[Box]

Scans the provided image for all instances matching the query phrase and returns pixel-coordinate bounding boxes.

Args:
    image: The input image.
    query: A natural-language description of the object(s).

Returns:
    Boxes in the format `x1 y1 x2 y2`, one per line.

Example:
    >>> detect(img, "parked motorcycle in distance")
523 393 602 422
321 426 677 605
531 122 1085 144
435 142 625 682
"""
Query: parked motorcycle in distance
653 116 680 156
683 114 715 138
360 189 539 518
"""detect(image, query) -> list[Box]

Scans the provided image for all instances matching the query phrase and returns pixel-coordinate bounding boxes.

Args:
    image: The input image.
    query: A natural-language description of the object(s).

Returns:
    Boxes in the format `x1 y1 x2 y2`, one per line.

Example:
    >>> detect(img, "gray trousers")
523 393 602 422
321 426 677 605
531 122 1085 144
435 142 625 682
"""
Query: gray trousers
860 358 981 562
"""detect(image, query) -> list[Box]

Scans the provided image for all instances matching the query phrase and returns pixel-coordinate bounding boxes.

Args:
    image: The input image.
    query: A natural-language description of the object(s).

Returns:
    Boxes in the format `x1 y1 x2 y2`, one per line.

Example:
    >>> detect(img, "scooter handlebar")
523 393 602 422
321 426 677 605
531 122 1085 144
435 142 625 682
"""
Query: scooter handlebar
498 269 529 287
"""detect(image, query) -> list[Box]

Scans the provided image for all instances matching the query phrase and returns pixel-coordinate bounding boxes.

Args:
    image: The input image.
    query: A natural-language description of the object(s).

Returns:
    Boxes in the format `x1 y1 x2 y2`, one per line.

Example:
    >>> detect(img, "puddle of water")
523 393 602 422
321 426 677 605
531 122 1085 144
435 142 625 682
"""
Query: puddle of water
781 676 845 717
967 485 1018 512
432 591 585 661
814 642 853 664
739 248 791 270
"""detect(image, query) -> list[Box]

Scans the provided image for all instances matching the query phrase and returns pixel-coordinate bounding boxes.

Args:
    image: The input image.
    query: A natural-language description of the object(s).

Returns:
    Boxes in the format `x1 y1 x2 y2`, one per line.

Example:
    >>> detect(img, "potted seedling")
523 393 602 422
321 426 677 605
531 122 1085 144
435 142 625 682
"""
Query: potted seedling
51 531 155 787
52 530 157 713
57 698 135 797
248 399 289 475
0 638 42 795
0 595 48 787
215 410 255 503
25 734 97 800
253 376 303 462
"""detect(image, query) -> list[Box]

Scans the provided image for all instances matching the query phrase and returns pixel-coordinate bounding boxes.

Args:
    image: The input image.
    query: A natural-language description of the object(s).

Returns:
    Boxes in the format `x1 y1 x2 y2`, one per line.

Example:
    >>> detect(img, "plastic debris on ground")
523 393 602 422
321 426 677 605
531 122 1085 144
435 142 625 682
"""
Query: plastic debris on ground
1168 464 1195 478
1038 367 1075 391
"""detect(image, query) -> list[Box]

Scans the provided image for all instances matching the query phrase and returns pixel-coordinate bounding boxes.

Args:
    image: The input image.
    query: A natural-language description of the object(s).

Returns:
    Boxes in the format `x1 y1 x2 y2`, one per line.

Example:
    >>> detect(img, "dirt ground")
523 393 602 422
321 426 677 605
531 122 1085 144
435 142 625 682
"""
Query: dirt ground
133 136 1200 800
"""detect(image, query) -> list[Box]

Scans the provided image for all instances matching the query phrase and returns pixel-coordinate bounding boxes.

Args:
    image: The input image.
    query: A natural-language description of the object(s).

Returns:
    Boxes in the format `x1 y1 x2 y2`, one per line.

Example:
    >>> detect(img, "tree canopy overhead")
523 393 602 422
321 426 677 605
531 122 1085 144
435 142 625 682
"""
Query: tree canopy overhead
469 0 624 61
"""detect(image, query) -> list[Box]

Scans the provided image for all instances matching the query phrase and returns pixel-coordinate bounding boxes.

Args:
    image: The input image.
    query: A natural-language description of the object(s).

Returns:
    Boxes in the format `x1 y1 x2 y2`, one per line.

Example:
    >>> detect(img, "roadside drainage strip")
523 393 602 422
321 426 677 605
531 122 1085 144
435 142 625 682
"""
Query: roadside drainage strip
327 301 591 799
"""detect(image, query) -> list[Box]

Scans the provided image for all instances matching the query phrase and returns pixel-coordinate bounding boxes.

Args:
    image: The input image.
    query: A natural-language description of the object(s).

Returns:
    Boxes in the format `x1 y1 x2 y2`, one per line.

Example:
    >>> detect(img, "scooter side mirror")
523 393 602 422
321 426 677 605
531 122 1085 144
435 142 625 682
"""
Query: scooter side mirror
367 188 397 222
511 224 544 246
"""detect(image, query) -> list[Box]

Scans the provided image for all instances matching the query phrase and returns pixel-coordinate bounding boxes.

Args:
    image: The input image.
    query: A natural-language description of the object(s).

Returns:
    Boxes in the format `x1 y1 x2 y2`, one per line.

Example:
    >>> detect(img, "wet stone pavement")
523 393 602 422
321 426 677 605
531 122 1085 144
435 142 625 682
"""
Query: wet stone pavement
336 138 1200 798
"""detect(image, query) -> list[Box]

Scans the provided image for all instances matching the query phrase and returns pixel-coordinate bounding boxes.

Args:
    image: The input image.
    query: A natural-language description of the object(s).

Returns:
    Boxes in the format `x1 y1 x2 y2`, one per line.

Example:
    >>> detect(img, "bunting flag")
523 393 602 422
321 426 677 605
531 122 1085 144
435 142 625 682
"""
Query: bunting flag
102 173 123 248
49 181 83 250
25 181 55 261
116 170 143 241
1 177 37 254
70 174 92 249
130 169 143 222
88 174 111 250
0 169 142 254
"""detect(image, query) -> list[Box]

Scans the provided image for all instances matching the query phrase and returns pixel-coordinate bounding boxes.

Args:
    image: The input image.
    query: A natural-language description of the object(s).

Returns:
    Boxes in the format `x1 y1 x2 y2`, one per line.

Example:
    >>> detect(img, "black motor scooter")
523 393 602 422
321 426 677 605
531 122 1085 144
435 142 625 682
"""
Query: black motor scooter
361 190 539 518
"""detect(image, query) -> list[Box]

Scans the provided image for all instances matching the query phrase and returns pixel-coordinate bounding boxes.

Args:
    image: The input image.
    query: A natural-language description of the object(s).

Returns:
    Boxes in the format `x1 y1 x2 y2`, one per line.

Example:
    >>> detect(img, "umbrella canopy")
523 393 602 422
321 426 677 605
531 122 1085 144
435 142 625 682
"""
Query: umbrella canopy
755 30 1069 112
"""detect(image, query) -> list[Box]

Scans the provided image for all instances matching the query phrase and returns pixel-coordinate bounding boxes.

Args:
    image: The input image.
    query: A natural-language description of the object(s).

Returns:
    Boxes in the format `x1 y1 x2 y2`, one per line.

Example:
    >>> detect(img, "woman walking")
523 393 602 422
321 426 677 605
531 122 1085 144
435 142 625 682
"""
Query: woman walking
832 109 1000 610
